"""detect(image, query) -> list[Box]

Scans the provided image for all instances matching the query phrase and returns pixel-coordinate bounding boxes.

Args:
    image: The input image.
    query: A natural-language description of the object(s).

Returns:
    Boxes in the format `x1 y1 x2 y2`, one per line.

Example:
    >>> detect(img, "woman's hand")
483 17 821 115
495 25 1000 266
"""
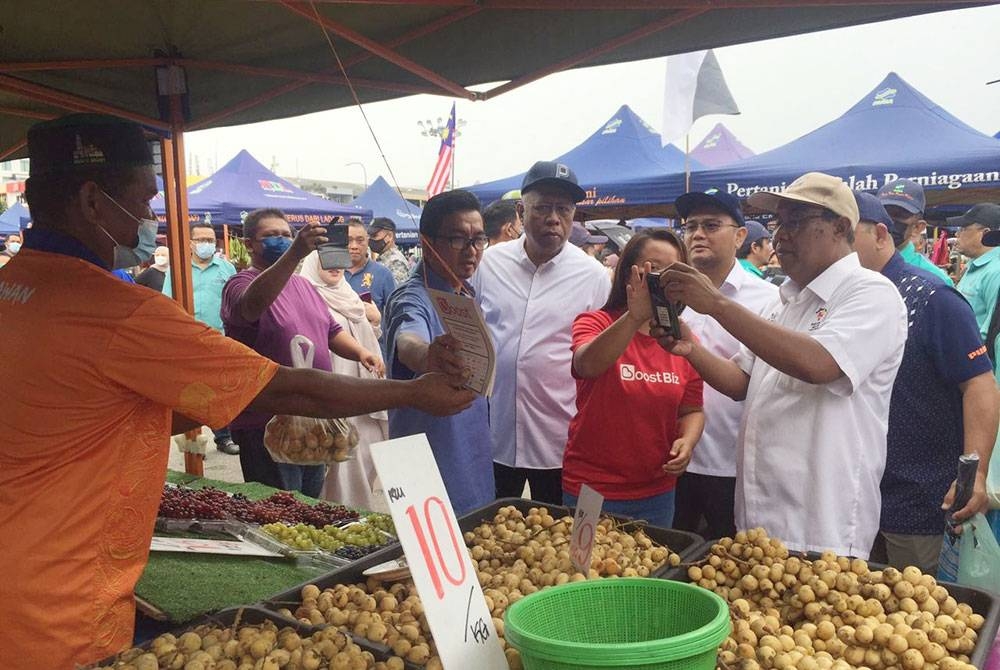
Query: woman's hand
651 318 695 357
663 437 694 475
364 302 381 327
359 349 385 378
625 263 654 326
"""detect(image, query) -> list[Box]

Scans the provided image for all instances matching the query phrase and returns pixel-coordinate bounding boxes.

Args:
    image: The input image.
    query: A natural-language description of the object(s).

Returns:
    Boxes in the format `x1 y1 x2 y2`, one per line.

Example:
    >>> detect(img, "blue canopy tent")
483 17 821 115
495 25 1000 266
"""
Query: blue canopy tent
689 123 755 168
349 176 421 244
467 105 697 214
0 201 30 234
688 73 1000 209
152 150 371 228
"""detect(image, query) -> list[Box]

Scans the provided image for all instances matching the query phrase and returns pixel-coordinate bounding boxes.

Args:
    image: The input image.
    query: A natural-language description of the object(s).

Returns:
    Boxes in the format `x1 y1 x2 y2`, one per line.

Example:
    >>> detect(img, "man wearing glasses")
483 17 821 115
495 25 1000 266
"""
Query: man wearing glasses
670 189 777 540
382 189 496 514
474 161 611 504
657 172 907 558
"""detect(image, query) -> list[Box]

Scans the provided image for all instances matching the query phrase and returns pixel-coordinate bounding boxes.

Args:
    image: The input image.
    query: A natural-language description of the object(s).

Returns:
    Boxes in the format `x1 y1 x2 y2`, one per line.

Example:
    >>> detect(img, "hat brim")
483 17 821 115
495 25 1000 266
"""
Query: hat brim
746 190 828 215
946 214 975 227
878 196 922 215
522 178 586 203
585 235 609 244
983 230 1000 247
675 192 743 225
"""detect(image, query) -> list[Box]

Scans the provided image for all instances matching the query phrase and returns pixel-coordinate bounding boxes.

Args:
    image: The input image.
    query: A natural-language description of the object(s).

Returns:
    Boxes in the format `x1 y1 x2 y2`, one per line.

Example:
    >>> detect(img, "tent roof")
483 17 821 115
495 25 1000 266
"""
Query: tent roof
152 149 371 225
689 122 755 167
689 72 1000 206
349 176 422 242
0 201 30 234
468 104 701 206
0 1 979 159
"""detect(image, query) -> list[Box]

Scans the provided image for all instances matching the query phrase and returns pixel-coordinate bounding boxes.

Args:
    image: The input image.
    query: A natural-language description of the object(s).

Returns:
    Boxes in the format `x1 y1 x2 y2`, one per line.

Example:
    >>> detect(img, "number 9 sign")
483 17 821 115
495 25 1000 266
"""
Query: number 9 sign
570 484 605 575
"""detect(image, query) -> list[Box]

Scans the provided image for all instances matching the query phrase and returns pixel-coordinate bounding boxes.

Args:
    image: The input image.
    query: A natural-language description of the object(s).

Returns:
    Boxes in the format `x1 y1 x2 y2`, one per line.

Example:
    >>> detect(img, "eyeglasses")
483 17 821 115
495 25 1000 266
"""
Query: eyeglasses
529 203 576 218
682 221 740 235
773 212 831 234
437 235 489 251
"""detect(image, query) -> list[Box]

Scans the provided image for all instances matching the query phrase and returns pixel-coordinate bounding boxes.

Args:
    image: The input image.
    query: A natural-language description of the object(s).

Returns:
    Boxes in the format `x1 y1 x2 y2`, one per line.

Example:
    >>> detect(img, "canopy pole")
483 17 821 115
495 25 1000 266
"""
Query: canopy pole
223 223 231 258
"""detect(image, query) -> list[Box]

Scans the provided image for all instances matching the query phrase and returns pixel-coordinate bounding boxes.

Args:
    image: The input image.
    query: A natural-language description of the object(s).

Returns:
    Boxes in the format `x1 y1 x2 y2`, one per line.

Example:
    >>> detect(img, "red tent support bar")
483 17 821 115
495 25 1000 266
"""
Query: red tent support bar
0 139 27 162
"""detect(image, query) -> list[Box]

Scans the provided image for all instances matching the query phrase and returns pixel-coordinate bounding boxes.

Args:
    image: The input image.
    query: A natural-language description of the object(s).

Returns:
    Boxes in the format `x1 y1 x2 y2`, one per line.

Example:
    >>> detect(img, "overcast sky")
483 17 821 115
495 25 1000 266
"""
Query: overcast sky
183 4 1000 191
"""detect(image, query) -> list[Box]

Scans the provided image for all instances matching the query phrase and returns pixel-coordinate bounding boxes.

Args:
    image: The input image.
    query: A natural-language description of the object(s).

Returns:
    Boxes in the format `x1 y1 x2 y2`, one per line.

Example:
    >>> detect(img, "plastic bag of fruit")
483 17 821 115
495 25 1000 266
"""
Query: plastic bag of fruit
263 335 359 464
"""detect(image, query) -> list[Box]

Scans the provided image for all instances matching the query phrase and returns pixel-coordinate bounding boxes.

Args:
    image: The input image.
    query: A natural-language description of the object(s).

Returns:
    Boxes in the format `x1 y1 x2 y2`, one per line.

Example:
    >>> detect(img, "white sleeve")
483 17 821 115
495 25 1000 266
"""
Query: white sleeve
733 342 757 375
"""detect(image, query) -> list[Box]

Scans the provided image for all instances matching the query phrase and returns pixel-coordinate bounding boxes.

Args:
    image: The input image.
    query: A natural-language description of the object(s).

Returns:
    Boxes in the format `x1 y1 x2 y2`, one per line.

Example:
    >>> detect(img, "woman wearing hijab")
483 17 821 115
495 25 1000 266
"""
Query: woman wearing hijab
300 251 389 511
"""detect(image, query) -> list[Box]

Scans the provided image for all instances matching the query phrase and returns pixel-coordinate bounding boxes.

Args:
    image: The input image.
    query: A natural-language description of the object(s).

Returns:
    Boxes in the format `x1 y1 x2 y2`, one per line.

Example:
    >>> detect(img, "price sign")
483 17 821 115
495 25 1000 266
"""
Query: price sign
570 484 604 575
370 435 508 670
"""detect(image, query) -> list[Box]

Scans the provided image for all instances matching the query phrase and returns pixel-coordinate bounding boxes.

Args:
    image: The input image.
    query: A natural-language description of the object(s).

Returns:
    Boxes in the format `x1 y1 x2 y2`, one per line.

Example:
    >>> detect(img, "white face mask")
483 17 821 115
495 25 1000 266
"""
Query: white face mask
153 255 169 268
100 191 159 269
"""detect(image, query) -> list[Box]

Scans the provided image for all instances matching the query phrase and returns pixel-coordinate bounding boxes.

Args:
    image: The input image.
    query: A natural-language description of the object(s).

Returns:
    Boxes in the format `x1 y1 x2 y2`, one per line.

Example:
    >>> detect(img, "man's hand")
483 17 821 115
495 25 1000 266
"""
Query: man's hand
411 372 477 416
425 333 467 380
359 349 386 378
290 222 329 261
663 438 694 475
660 262 725 316
651 318 696 357
625 263 654 326
942 472 990 524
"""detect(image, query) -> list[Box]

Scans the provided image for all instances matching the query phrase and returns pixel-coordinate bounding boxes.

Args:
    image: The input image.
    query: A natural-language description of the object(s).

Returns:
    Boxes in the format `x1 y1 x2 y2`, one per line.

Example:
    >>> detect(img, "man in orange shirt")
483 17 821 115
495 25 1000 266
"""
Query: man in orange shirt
0 114 474 670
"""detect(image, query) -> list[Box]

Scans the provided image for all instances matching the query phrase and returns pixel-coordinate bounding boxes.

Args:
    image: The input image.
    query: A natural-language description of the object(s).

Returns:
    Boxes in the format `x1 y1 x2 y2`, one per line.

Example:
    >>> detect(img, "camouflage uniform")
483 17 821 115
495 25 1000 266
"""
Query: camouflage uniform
378 245 411 284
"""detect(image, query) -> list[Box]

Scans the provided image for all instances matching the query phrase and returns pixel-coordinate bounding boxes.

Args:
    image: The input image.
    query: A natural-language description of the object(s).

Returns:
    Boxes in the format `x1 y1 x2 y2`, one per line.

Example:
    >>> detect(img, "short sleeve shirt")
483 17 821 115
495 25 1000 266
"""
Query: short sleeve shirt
0 245 276 670
880 253 992 534
382 262 494 515
562 309 703 500
346 258 396 313
733 253 907 558
222 268 341 429
163 256 237 332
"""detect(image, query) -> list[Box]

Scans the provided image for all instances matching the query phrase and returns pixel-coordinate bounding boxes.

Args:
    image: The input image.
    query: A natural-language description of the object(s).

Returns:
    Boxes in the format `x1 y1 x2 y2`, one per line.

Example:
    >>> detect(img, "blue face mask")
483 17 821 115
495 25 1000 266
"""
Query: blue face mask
260 235 292 265
194 241 216 260
6 241 21 254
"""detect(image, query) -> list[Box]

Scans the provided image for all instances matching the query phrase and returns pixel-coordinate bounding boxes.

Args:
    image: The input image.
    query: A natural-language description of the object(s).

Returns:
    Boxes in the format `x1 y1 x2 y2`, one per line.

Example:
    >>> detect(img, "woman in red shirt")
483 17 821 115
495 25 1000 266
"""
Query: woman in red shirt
563 229 704 528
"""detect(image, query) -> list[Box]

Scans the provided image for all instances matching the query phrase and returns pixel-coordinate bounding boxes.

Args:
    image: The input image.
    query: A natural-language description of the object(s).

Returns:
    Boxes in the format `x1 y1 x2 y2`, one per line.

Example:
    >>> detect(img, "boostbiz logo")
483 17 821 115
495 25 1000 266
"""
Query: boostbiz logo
619 364 679 385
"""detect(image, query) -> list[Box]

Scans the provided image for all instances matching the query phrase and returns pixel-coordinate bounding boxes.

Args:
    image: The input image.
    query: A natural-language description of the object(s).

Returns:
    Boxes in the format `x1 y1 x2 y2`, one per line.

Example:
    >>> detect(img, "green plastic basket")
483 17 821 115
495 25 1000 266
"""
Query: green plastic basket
504 578 730 670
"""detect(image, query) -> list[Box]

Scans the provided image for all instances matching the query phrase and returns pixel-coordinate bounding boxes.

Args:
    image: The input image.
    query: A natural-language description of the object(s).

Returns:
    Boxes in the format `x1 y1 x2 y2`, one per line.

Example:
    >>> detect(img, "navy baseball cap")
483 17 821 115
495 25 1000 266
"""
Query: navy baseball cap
877 179 926 215
675 188 745 226
28 113 153 177
738 220 770 256
569 222 608 247
854 192 896 230
521 161 586 203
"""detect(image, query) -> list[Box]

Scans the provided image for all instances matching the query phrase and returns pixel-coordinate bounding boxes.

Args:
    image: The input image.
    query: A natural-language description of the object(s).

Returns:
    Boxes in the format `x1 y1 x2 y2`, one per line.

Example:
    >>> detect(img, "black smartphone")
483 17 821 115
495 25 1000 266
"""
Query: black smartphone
318 223 351 270
646 271 684 339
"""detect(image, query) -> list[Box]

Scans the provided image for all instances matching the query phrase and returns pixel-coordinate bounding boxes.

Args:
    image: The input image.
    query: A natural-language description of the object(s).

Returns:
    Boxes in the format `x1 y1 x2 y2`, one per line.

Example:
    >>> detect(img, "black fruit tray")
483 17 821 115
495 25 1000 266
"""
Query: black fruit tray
663 541 1000 669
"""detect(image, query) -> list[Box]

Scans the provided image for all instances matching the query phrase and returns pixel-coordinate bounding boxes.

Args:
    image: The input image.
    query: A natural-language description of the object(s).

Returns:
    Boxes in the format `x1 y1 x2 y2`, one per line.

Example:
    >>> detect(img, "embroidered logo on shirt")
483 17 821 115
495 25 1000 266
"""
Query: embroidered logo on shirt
809 307 829 331
362 273 373 288
619 363 679 384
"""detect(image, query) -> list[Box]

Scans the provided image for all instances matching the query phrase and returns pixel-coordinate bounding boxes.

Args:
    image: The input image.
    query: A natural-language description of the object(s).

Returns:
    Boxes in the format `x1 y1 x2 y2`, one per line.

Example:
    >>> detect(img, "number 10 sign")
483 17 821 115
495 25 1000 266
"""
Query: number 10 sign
370 435 508 670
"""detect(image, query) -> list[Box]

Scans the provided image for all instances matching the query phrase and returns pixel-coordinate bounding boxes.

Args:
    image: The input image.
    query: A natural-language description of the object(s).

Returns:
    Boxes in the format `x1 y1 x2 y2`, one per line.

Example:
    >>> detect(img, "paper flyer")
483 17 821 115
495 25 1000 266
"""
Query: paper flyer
426 288 496 396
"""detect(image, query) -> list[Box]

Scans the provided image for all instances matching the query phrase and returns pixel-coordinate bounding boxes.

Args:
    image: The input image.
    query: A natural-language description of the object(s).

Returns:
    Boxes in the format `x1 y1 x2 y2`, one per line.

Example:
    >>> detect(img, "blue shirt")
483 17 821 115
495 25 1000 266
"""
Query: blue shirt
345 258 396 314
382 261 494 515
880 253 992 534
957 247 1000 340
21 228 107 268
163 257 237 332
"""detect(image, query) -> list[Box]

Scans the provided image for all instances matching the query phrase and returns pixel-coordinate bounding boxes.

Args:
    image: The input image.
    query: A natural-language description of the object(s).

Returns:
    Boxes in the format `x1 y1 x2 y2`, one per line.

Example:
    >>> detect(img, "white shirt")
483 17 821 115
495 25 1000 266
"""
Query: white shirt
473 239 611 468
684 261 778 477
733 253 906 558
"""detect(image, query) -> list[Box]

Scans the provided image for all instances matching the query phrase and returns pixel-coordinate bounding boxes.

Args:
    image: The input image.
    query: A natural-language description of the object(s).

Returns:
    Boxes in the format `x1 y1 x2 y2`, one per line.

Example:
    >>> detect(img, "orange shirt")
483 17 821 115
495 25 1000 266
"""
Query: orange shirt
0 248 278 669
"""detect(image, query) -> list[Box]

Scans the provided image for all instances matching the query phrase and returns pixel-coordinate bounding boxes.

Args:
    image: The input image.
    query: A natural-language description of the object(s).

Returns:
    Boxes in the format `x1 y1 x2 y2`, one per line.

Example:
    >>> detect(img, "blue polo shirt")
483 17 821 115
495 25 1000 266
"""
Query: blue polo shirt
345 258 396 314
382 261 494 515
958 247 1000 340
880 253 992 535
163 257 237 332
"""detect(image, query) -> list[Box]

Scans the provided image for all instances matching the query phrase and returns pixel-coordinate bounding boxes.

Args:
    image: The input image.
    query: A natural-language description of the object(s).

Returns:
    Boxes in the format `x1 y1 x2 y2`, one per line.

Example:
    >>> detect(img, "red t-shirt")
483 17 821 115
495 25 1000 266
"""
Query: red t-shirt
562 309 703 500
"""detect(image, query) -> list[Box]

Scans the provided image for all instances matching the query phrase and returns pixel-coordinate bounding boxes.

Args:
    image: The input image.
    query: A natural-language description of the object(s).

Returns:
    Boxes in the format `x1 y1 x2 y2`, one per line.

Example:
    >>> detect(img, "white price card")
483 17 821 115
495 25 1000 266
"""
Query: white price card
426 288 496 396
150 536 283 558
370 435 508 670
570 484 604 575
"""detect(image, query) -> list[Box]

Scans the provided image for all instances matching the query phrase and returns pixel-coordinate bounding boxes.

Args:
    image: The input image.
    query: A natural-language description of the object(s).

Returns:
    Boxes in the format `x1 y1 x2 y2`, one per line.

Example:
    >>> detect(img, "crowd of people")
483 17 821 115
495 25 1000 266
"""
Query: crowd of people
2 112 1000 668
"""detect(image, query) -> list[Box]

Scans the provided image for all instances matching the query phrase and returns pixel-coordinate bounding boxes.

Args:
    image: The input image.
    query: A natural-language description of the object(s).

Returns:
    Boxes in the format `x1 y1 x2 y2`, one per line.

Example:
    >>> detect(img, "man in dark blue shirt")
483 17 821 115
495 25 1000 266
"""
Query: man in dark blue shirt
344 219 396 314
853 192 997 573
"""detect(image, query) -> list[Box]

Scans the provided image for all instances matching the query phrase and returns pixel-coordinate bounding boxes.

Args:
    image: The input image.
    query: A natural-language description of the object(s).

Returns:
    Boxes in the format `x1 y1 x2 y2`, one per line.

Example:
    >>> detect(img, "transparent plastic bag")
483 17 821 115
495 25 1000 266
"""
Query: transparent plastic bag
262 335 359 465
957 513 1000 592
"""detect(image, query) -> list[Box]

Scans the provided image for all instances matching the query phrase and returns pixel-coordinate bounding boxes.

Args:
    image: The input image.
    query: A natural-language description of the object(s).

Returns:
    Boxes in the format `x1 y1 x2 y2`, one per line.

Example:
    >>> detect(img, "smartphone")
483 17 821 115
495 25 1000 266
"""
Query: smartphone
358 291 373 304
318 223 351 270
646 271 684 339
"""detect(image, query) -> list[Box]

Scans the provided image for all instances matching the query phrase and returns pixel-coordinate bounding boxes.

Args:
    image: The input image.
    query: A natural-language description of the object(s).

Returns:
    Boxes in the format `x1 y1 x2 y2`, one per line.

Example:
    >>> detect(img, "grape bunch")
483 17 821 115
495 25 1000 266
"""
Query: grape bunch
158 486 231 520
157 486 360 526
364 512 396 536
262 520 391 555
335 544 383 561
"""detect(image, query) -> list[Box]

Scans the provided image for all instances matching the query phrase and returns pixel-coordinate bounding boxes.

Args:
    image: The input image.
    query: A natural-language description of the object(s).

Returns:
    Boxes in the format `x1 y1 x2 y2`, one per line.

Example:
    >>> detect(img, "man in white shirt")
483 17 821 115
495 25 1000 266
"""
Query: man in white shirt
671 189 778 540
474 161 611 503
657 172 906 558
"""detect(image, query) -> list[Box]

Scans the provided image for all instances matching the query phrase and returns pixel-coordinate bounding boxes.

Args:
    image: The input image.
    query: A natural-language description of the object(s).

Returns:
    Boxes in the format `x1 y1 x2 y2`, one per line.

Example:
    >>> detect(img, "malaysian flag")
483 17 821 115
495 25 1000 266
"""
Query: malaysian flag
426 103 456 197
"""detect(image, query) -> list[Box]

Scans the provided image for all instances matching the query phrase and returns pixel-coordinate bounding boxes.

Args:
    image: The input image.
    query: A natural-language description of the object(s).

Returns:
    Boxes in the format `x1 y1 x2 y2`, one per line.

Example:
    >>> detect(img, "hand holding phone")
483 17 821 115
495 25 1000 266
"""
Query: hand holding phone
646 271 684 340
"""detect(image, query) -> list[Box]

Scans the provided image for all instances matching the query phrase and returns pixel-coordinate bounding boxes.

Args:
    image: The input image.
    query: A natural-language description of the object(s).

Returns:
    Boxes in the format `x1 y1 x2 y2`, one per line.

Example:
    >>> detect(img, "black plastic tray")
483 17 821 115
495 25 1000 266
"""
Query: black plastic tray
662 542 1000 669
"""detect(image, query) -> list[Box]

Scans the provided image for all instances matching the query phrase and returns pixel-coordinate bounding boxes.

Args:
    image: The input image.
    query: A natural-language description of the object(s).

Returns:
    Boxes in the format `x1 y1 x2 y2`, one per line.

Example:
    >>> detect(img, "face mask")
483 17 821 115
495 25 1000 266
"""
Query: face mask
101 191 159 269
194 242 216 260
6 242 20 254
369 237 388 255
153 255 169 268
260 236 292 265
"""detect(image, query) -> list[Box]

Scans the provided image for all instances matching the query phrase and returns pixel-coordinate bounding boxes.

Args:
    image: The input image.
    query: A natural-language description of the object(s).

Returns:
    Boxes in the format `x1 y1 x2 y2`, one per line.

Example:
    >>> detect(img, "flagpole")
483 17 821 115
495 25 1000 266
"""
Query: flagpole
684 133 691 192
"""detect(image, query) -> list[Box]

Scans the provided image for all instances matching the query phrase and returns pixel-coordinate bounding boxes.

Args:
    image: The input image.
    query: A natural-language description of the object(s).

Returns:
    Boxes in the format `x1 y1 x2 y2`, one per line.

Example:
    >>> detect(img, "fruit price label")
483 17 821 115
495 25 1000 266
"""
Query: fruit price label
570 483 604 574
370 435 508 670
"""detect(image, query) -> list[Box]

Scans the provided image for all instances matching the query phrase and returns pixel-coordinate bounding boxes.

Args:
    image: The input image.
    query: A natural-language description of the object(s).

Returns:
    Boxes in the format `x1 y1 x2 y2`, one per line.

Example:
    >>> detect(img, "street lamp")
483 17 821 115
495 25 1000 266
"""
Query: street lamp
417 116 467 188
345 162 368 190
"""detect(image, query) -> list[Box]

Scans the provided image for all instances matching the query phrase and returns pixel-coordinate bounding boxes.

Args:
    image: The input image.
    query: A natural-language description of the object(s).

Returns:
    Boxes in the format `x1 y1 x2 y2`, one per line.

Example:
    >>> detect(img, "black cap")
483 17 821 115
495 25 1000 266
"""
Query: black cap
368 217 396 234
948 203 1000 231
27 113 153 178
520 161 586 203
675 188 745 226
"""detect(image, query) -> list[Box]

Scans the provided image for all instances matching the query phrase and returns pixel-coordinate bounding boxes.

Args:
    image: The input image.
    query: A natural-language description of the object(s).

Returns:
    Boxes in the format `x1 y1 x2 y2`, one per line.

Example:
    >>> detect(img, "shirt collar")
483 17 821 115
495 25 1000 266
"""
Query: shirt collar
513 237 575 269
22 227 108 270
722 259 748 292
881 252 907 279
347 258 372 277
970 247 1000 269
416 260 475 297
899 242 918 261
780 253 860 304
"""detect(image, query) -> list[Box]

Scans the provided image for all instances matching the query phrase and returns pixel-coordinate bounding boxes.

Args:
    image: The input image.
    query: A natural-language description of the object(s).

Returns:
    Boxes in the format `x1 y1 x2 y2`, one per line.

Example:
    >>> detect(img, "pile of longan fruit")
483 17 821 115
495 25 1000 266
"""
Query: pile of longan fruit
93 618 406 669
687 529 985 670
284 505 684 669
